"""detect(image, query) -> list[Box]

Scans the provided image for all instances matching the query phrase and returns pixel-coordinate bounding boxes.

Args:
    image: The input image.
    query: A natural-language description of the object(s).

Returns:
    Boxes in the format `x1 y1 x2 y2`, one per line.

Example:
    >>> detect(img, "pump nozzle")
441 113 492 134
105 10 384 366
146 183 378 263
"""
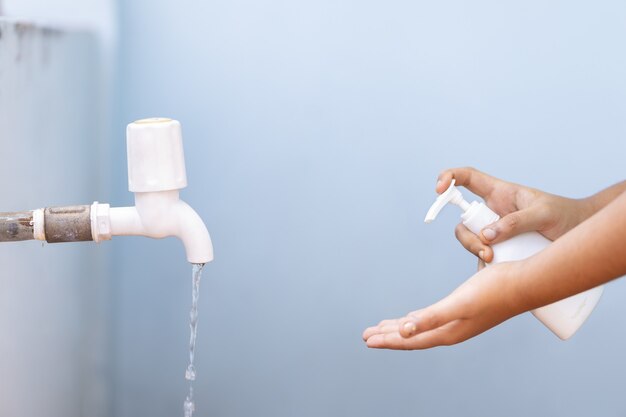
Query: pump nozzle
424 180 471 223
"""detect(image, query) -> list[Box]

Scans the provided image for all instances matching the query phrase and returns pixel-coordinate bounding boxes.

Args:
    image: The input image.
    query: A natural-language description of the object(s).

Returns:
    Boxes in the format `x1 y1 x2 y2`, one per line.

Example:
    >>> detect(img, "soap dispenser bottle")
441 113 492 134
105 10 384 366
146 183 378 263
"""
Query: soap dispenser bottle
425 180 604 340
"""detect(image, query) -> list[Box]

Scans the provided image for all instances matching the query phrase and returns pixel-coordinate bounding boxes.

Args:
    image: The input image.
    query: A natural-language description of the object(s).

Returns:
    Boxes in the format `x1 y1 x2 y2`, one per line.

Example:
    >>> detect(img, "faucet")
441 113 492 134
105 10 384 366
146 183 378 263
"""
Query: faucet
0 118 214 264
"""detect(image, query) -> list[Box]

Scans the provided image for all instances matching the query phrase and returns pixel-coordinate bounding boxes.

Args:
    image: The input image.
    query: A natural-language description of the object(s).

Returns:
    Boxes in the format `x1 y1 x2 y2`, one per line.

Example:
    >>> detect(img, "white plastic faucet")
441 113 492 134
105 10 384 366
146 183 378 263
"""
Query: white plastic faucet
90 118 214 264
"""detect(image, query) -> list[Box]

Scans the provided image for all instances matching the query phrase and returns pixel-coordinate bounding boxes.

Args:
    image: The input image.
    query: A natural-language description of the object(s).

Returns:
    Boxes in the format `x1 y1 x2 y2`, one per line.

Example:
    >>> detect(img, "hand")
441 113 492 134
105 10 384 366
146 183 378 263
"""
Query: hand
362 262 525 350
437 167 593 266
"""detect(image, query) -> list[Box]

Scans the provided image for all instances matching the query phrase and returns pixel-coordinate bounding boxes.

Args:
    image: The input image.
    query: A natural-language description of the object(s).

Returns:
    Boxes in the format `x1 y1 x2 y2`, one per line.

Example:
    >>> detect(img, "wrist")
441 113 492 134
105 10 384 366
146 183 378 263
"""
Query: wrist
579 195 601 221
503 258 550 315
499 261 533 316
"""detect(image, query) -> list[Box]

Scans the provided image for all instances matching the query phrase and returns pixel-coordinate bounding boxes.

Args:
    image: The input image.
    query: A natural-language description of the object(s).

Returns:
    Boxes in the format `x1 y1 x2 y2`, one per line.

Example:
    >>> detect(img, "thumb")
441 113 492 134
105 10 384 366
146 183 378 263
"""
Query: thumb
479 207 547 245
398 298 459 339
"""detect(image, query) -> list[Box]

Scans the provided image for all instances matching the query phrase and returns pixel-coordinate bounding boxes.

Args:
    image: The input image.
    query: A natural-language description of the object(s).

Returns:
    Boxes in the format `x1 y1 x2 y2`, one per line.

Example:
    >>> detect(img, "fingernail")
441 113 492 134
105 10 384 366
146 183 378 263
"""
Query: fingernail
478 250 485 260
436 180 442 190
403 321 417 336
482 228 496 241
366 335 382 348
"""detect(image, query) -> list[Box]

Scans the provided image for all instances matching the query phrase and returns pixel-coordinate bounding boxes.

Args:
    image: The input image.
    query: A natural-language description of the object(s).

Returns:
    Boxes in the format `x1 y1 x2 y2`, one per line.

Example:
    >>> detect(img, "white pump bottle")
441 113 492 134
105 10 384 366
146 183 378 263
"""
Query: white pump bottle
425 180 604 340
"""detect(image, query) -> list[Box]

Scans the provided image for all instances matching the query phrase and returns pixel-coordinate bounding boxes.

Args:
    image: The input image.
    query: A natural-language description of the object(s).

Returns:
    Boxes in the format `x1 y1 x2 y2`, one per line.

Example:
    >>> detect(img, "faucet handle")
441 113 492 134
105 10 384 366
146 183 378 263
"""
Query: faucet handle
126 118 188 192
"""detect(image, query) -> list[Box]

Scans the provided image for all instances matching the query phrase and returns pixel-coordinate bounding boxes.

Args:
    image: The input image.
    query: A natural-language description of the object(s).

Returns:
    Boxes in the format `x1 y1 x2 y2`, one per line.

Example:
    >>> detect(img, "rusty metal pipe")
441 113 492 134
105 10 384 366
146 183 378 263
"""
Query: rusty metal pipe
0 205 94 243
0 211 35 242
44 205 93 243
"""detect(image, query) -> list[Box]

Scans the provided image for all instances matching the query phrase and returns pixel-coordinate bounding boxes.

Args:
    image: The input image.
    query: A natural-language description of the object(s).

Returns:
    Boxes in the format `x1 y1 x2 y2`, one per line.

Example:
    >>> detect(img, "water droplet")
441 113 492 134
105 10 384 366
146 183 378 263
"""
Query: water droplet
185 365 196 381
184 397 195 417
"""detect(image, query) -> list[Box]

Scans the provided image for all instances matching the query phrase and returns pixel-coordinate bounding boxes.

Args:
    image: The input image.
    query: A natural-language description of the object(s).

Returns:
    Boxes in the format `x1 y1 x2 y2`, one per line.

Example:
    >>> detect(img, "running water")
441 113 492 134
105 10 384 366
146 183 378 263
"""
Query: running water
184 263 205 417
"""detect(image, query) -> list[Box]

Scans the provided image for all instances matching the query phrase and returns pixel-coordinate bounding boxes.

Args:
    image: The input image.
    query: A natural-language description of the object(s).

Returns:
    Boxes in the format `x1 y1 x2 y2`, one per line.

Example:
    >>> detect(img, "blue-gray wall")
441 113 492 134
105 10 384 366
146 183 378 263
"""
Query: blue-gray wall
0 20 110 417
113 2 626 416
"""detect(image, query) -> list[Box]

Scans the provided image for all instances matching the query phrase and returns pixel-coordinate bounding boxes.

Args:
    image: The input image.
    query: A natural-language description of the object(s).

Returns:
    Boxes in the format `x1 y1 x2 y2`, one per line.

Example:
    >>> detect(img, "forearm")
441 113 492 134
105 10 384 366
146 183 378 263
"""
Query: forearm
583 180 626 214
514 190 626 311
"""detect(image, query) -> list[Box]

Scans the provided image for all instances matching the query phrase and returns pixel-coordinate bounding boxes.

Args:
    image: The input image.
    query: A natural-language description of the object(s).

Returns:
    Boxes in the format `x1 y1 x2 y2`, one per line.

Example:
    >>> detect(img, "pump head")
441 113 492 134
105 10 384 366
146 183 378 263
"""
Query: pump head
424 180 471 223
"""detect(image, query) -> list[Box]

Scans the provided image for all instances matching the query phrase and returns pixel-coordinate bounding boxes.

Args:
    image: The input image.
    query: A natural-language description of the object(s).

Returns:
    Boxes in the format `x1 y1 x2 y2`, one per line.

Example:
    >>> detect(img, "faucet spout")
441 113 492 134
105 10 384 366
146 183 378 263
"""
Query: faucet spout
174 199 214 265
107 191 213 264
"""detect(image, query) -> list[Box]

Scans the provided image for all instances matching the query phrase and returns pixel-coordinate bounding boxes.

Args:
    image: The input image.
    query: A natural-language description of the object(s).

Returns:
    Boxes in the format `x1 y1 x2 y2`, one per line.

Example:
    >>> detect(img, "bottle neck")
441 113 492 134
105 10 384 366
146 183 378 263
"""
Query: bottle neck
461 202 500 235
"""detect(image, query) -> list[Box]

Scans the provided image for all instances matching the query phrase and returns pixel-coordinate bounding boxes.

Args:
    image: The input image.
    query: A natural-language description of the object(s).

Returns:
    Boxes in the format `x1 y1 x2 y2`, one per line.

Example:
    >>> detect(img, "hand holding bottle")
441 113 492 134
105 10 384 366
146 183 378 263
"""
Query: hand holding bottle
437 167 598 266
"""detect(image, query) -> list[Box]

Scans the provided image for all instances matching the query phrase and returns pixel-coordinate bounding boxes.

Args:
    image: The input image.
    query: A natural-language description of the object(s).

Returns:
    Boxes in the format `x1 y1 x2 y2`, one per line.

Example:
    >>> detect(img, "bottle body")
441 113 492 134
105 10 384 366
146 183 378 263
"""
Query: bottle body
462 202 604 340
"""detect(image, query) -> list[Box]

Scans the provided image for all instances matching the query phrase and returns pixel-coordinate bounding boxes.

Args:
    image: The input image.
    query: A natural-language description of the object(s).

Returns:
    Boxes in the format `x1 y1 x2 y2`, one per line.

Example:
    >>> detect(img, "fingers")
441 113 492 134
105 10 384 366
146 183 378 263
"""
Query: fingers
366 320 465 350
362 319 400 341
436 167 497 198
363 299 447 342
396 297 459 339
479 206 547 245
454 223 493 263
363 292 472 350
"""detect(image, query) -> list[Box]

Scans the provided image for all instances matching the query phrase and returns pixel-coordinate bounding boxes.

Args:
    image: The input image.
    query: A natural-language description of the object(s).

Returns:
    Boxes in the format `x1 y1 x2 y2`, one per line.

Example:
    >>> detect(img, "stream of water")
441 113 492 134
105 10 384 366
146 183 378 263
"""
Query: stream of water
184 263 205 417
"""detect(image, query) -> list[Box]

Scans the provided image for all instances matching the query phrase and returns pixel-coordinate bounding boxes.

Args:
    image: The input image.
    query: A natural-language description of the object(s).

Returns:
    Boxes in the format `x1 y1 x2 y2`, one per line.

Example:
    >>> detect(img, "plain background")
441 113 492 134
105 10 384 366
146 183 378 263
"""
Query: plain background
2 1 626 416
